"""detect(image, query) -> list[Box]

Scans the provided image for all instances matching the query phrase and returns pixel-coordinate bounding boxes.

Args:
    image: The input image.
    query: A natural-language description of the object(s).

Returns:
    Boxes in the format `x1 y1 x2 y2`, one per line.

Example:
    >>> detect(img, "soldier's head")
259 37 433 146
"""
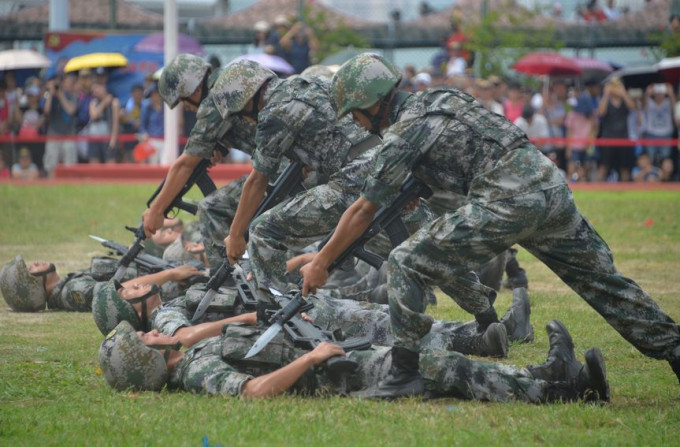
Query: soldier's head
330 53 402 135
151 217 184 248
99 321 182 391
92 280 163 335
0 256 60 312
159 54 212 112
212 60 276 123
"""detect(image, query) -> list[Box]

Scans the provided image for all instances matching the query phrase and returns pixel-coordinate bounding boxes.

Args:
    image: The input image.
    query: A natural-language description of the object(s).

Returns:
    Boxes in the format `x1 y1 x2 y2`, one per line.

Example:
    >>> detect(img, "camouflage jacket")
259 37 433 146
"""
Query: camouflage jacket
362 89 566 207
251 77 370 182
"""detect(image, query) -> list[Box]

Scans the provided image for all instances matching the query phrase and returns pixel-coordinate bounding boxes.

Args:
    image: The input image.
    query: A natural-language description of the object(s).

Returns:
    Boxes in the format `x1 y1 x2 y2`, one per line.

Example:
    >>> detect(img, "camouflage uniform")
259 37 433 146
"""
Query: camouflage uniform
168 324 549 402
355 87 680 363
248 144 433 292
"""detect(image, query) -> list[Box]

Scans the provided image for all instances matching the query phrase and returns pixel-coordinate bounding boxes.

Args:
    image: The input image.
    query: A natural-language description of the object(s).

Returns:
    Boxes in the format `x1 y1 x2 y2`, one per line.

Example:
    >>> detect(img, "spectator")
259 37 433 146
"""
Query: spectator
139 83 164 164
579 0 607 22
643 83 676 173
489 75 507 106
445 9 470 65
120 84 145 163
11 146 39 180
75 69 94 162
43 73 78 178
632 151 662 182
445 41 467 78
474 79 504 116
514 103 550 154
267 14 290 48
0 155 8 178
541 79 570 171
17 84 46 174
398 64 417 92
248 21 270 55
597 77 635 181
278 20 319 74
412 72 432 92
503 81 524 123
208 55 221 71
602 0 622 21
0 78 21 166
565 95 595 182
87 79 120 164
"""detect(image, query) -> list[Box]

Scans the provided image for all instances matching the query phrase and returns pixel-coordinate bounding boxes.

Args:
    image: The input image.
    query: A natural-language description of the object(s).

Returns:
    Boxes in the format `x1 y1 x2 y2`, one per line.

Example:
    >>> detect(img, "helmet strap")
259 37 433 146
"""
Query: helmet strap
359 88 395 137
242 79 269 122
123 284 161 332
30 263 56 293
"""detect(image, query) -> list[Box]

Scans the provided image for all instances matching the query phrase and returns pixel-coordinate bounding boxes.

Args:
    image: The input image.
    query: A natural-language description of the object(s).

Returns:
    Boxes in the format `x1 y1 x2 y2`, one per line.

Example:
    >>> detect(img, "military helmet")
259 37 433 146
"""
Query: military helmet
212 60 275 119
159 54 211 109
99 321 168 391
300 64 334 81
92 281 142 335
330 53 402 117
0 255 47 312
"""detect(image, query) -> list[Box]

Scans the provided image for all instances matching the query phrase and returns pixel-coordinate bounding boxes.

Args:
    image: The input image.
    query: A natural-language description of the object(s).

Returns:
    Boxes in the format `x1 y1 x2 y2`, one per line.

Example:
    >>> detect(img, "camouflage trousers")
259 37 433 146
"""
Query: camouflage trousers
248 182 432 292
197 175 248 267
388 184 680 362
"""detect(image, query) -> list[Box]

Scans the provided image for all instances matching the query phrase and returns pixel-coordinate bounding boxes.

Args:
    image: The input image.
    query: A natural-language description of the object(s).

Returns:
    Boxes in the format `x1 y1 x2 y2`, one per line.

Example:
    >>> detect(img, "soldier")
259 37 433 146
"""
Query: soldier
300 54 680 398
0 254 200 313
98 318 609 404
146 54 258 267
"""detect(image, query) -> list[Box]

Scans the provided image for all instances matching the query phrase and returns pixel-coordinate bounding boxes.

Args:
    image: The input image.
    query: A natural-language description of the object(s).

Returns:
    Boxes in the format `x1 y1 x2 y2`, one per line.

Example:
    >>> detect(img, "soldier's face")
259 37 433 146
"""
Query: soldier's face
350 109 373 131
28 261 53 274
119 283 162 316
137 329 175 346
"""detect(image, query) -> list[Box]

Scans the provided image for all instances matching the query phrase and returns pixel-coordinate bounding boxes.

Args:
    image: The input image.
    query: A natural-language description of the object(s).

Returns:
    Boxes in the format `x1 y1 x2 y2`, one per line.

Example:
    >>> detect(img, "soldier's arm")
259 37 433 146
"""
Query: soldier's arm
241 342 345 398
122 265 201 288
175 312 257 347
225 168 269 263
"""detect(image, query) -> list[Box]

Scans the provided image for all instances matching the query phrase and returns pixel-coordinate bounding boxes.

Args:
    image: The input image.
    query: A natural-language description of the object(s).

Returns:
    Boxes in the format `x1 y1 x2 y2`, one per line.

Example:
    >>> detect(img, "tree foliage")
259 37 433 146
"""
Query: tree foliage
301 6 370 63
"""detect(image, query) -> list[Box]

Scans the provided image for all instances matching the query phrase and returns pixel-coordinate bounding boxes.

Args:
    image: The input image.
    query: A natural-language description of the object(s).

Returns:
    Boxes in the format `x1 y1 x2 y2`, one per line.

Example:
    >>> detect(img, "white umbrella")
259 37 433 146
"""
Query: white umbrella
0 49 51 71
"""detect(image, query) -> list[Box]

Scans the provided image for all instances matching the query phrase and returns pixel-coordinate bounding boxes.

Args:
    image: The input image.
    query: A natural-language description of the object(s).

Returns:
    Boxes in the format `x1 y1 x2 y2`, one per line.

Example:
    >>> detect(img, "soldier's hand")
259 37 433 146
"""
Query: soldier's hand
286 252 316 273
300 262 328 296
403 198 420 212
142 209 165 237
210 149 224 166
225 234 247 265
306 342 345 366
170 265 204 281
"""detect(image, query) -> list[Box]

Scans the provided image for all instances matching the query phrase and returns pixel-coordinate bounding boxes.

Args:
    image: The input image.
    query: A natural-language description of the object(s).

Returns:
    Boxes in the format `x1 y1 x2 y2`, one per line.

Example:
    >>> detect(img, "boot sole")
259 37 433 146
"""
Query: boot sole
584 347 611 403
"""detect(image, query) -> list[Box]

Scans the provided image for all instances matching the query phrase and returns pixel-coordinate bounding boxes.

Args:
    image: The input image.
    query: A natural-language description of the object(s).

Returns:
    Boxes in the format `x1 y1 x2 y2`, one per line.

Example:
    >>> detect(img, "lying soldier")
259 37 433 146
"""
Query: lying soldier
98 318 609 403
0 254 201 313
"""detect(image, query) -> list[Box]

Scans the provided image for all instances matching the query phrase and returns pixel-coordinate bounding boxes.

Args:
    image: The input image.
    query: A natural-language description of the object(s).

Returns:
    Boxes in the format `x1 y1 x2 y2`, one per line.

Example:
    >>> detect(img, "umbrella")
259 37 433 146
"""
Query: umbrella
513 52 582 77
0 49 50 71
64 53 128 73
657 57 680 86
320 48 380 66
133 33 205 56
573 57 613 80
603 65 663 89
231 53 295 75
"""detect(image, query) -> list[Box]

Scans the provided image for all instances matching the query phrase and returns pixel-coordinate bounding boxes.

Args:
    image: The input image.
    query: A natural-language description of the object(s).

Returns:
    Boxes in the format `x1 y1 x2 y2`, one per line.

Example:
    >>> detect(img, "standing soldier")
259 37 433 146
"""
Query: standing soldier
300 54 680 398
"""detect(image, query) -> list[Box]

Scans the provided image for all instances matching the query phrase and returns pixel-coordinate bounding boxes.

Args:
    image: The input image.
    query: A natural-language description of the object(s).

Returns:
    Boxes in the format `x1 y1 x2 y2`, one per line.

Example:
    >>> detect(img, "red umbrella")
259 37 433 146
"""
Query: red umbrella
513 52 582 77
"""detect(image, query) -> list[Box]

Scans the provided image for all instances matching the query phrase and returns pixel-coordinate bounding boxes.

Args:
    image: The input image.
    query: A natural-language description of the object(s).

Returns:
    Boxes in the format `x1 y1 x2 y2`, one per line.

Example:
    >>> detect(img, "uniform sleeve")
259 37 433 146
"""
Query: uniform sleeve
361 118 423 206
177 346 253 396
251 101 314 177
183 98 224 159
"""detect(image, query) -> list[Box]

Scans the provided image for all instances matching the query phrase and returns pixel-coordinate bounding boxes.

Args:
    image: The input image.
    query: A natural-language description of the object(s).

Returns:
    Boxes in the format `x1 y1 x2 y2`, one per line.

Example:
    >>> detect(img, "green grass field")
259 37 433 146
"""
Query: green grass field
1 184 679 446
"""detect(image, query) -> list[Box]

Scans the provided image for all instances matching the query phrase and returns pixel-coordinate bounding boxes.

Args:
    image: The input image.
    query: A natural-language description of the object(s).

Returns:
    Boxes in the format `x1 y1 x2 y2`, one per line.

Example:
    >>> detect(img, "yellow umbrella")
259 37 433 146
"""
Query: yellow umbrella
64 52 128 73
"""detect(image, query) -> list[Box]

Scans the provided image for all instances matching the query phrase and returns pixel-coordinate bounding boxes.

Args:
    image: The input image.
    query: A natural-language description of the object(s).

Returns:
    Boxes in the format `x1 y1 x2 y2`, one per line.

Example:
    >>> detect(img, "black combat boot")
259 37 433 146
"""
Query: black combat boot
479 323 509 358
543 348 610 404
527 320 582 382
670 358 680 399
503 248 529 290
499 287 534 343
358 347 424 399
475 306 500 333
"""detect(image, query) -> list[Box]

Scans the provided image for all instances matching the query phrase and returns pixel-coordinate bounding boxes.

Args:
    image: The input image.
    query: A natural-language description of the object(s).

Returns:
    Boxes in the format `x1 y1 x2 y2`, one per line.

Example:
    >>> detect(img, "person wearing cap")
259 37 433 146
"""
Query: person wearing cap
248 21 270 55
139 82 165 164
300 53 680 399
98 317 610 404
11 146 39 180
643 83 676 173
412 72 432 92
0 255 201 313
277 19 319 74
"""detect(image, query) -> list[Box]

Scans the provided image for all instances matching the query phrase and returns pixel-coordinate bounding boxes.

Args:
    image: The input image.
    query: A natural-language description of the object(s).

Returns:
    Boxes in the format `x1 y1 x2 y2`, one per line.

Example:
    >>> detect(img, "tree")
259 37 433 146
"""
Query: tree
301 6 370 64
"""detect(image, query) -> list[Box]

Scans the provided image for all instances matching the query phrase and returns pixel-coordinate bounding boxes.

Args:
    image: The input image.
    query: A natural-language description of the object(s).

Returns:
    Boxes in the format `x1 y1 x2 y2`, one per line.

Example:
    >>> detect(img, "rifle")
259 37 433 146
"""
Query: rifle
246 175 433 358
191 161 306 321
113 142 229 281
251 287 370 374
90 235 207 284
